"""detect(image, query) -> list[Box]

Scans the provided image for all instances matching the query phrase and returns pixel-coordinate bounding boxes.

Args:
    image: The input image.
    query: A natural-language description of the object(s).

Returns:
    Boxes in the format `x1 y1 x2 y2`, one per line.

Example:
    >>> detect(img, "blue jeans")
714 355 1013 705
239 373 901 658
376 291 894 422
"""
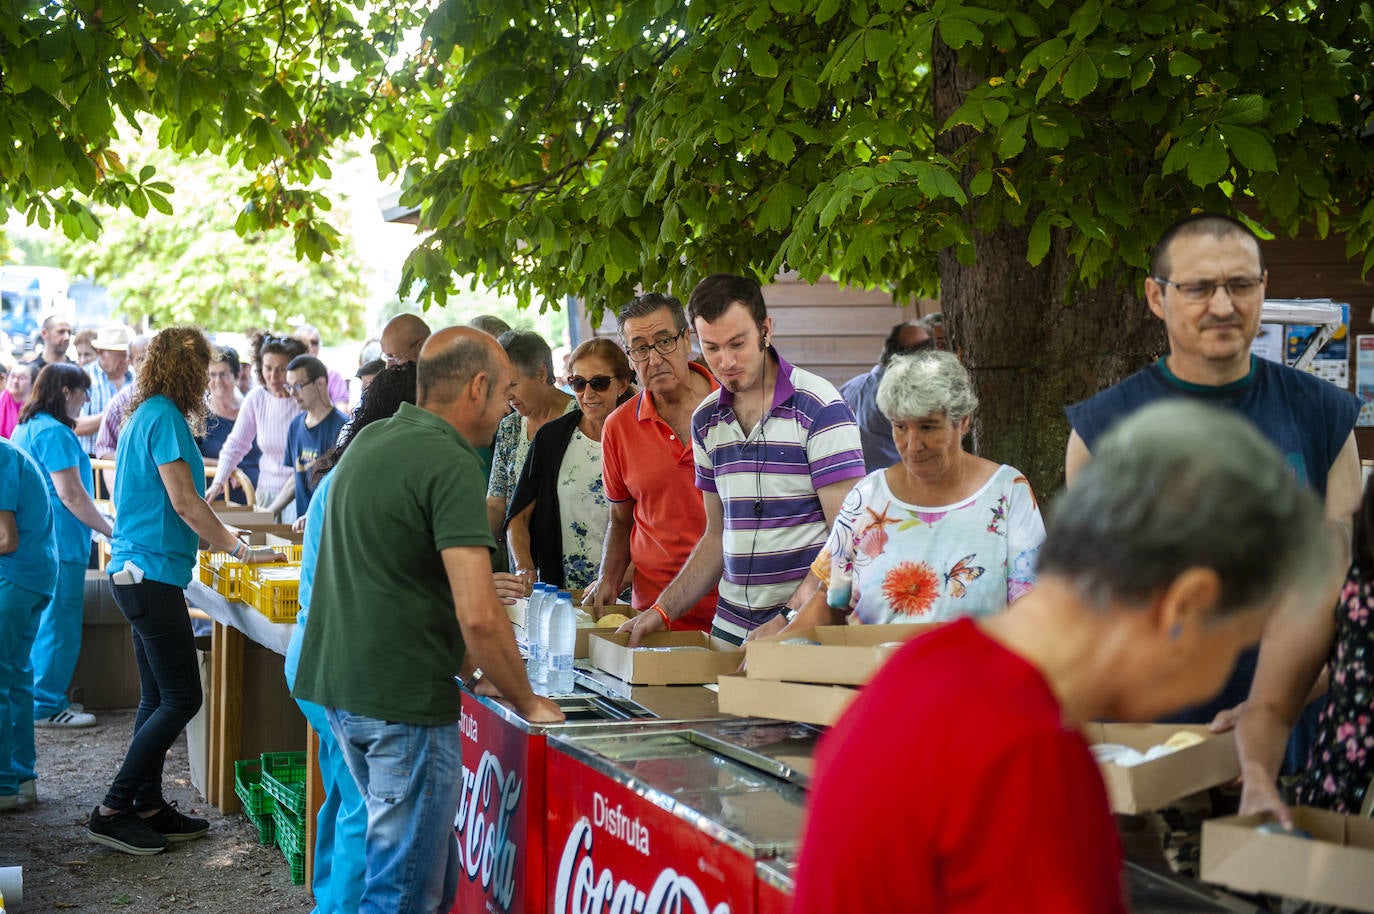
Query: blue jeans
0 579 47 796
103 578 202 812
326 708 463 914
31 560 86 718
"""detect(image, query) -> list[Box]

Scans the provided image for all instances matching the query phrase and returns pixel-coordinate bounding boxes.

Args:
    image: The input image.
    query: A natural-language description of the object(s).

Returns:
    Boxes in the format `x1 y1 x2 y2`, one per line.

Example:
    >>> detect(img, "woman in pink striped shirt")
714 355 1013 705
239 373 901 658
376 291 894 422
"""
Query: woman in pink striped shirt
205 332 306 512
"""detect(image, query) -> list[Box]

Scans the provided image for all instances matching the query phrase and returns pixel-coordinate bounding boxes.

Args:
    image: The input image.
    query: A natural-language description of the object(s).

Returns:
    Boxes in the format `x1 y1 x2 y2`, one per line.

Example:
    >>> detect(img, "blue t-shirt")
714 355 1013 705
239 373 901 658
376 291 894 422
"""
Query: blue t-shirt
285 408 346 516
0 438 58 597
1067 356 1358 498
110 395 206 587
12 412 95 564
1066 354 1359 721
283 469 335 689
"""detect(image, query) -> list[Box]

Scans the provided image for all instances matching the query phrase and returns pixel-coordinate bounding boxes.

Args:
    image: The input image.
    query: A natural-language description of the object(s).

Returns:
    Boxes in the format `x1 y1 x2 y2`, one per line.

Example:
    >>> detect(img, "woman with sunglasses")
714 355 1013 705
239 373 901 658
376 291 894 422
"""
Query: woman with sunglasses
204 332 306 513
506 339 636 590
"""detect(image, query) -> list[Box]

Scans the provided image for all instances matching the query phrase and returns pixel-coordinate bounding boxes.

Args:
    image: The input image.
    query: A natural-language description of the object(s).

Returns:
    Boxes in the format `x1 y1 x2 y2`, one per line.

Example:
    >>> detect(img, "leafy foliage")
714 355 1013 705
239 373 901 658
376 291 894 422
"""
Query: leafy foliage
1 0 426 260
51 132 368 335
378 0 1374 322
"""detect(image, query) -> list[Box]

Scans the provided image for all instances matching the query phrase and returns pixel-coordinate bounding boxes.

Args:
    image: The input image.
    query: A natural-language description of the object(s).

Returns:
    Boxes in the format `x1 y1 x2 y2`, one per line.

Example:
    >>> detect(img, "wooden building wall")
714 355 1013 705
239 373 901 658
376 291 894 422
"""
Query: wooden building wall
575 273 938 389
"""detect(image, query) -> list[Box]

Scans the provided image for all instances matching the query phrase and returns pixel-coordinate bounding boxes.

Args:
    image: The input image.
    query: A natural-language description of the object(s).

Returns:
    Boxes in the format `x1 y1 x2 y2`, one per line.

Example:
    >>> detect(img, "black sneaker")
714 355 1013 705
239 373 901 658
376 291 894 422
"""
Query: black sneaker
87 806 168 856
140 802 209 842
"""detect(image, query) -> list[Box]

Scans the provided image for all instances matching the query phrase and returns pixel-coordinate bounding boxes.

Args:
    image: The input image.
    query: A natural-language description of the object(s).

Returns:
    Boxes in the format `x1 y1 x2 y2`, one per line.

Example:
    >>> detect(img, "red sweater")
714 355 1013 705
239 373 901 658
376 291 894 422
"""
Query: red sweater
792 618 1126 914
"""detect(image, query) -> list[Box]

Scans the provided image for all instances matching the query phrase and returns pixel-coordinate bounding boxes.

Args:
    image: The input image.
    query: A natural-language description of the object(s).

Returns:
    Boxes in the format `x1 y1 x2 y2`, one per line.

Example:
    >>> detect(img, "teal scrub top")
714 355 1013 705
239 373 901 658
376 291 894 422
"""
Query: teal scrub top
110 395 205 587
0 438 58 597
12 412 95 564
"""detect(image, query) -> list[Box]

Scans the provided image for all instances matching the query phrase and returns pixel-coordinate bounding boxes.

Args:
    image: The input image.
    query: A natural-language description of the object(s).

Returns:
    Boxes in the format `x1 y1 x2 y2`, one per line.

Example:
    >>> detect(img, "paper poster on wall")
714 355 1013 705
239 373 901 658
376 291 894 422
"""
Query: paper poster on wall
1251 324 1285 363
1284 303 1350 387
1356 335 1374 427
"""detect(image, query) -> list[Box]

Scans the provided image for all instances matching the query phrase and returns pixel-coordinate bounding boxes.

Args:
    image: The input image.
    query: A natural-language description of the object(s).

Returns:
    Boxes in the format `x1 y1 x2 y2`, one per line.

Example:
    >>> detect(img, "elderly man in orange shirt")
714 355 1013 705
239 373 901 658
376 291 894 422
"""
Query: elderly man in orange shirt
582 293 719 630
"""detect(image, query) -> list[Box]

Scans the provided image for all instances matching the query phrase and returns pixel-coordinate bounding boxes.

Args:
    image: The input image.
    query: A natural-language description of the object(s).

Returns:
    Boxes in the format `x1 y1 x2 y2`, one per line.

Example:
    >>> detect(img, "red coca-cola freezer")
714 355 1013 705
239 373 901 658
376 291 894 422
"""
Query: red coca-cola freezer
453 688 707 914
756 857 795 914
545 720 818 914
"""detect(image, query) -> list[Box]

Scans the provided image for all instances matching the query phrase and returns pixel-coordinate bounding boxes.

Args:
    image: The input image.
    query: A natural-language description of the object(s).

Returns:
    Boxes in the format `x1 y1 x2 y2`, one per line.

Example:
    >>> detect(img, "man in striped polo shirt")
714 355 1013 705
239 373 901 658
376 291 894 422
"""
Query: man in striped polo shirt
621 273 866 645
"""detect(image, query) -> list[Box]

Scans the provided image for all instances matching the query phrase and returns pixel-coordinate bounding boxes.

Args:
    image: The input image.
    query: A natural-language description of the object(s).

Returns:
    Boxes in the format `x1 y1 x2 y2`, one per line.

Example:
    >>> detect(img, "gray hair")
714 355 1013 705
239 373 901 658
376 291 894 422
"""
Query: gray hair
468 314 512 337
1040 401 1327 615
496 329 554 385
876 350 977 423
616 292 688 336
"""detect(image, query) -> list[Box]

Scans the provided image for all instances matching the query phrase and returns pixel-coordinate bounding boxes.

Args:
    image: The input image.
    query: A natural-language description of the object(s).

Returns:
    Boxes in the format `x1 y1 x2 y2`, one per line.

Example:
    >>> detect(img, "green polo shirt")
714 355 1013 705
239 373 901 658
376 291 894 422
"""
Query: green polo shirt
292 402 495 725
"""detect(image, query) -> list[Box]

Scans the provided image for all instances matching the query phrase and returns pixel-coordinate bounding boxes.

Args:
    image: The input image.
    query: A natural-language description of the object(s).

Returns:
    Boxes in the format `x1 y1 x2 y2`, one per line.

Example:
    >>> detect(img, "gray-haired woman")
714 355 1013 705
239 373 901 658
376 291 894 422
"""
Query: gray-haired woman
784 350 1044 628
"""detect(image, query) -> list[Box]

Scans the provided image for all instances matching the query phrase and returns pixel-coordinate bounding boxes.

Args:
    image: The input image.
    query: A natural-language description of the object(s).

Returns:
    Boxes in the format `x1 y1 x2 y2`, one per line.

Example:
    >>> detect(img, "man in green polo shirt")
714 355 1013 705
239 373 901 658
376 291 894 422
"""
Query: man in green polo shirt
293 326 562 914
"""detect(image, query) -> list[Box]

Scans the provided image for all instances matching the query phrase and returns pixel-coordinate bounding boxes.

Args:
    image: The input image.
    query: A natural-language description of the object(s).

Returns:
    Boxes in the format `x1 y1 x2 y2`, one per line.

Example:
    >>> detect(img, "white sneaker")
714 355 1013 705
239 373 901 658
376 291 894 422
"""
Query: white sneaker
35 708 97 728
18 779 36 808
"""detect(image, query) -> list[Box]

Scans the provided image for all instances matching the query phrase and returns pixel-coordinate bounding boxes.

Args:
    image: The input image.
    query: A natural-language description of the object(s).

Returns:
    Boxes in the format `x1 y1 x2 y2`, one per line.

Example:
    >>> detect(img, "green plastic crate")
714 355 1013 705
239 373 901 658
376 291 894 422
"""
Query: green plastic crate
243 809 274 846
260 751 307 817
272 800 306 886
233 759 272 816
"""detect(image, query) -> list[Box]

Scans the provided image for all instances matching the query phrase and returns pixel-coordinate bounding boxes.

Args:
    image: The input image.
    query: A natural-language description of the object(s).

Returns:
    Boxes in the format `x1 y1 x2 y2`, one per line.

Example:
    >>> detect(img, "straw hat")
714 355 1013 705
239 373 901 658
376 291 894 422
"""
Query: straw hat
93 324 134 351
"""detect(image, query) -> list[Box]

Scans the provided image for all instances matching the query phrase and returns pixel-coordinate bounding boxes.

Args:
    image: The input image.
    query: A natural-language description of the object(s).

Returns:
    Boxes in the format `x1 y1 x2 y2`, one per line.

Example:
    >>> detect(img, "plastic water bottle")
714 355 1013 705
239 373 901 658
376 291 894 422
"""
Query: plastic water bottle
547 591 576 695
534 584 558 694
525 584 548 680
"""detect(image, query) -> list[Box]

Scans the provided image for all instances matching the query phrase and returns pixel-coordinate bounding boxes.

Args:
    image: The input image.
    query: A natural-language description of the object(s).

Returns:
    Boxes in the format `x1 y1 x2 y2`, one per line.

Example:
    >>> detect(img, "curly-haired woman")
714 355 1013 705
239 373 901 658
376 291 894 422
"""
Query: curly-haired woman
88 327 284 856
204 331 306 512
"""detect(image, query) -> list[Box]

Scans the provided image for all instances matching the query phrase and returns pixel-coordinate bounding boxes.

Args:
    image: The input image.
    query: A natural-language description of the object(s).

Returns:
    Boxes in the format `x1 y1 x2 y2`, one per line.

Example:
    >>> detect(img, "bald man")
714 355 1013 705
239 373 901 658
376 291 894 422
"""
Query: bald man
379 313 431 366
293 326 561 914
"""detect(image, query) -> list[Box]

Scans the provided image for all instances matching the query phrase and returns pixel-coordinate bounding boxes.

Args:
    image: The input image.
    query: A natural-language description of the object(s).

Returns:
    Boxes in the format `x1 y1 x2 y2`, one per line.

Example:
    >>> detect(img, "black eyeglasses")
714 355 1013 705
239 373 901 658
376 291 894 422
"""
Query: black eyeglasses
625 328 687 363
568 375 614 392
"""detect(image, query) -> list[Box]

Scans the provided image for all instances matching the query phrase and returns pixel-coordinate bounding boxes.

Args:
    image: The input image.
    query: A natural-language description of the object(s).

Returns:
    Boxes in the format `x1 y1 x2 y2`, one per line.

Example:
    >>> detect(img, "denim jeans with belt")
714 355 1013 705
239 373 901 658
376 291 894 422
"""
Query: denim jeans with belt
103 578 202 811
326 707 463 914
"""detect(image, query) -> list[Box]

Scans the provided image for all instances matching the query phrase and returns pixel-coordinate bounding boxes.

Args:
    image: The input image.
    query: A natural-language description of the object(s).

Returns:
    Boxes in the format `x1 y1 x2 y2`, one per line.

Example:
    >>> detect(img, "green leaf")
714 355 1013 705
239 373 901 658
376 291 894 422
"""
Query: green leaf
766 129 796 162
1221 124 1277 173
1168 52 1202 77
1027 209 1054 265
1030 114 1069 149
791 76 820 108
815 0 842 24
983 99 1010 126
1061 53 1099 100
998 114 1029 158
970 170 994 196
938 17 984 49
1219 94 1267 126
749 47 779 79
147 189 173 215
1186 131 1229 187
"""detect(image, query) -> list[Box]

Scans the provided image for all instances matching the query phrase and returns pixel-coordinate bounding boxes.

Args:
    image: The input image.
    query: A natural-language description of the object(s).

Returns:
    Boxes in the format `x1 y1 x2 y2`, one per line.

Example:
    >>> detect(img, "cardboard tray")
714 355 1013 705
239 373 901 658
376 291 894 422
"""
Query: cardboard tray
587 630 743 685
744 622 941 685
1084 723 1239 814
507 599 637 659
1201 807 1374 913
716 673 859 727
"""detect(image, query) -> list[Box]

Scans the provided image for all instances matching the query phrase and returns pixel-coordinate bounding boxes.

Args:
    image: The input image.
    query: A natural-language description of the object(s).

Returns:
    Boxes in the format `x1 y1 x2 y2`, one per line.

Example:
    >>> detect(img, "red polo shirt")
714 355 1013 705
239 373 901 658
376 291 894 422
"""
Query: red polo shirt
601 362 719 631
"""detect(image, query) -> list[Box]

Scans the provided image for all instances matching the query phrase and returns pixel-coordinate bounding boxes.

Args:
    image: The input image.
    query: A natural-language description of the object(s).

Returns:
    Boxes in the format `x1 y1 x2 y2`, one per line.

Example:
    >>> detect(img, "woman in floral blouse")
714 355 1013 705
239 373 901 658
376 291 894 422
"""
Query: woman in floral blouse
780 351 1044 631
1238 475 1374 821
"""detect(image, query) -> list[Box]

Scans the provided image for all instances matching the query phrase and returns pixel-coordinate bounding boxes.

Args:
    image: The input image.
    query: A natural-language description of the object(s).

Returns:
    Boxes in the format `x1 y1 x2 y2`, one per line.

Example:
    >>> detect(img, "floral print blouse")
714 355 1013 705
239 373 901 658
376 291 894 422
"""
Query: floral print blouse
1294 567 1374 813
813 464 1045 624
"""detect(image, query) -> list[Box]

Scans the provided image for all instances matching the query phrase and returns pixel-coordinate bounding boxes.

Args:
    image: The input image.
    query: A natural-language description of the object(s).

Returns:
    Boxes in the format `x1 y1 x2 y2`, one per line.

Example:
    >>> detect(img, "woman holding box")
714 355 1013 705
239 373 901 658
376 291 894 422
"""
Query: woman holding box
88 327 283 857
792 402 1330 914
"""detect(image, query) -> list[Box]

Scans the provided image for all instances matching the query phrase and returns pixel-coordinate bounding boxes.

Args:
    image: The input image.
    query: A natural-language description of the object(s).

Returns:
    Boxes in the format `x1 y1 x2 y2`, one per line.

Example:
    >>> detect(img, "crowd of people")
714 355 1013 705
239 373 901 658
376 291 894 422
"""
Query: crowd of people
0 211 1371 914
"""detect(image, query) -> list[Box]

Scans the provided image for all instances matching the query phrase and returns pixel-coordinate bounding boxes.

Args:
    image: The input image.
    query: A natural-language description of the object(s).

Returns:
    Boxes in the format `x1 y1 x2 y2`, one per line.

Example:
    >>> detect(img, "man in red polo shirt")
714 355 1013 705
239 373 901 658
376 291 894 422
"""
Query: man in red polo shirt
583 293 719 630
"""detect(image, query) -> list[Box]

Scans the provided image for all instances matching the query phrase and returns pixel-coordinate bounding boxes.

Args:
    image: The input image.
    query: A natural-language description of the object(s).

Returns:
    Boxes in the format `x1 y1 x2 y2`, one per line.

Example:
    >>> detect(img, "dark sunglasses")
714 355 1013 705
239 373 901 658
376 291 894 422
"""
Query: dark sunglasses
568 374 614 392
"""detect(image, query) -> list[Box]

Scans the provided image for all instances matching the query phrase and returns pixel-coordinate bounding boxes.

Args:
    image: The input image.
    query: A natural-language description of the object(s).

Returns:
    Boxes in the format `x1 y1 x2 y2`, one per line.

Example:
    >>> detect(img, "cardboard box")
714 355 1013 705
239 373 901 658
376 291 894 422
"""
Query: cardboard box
1084 723 1239 814
69 571 142 710
214 507 277 528
716 672 858 726
587 630 743 685
744 623 940 685
261 529 304 545
1201 807 1374 912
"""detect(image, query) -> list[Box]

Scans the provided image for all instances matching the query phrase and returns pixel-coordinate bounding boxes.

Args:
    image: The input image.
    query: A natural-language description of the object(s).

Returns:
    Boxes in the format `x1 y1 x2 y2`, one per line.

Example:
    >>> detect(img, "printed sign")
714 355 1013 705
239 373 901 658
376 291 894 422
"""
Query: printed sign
545 747 750 914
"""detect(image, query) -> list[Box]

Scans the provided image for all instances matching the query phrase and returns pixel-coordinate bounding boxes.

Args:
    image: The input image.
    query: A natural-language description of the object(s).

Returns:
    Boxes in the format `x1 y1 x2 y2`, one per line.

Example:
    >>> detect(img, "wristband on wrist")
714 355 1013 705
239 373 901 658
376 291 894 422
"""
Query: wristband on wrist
230 541 246 561
651 602 672 630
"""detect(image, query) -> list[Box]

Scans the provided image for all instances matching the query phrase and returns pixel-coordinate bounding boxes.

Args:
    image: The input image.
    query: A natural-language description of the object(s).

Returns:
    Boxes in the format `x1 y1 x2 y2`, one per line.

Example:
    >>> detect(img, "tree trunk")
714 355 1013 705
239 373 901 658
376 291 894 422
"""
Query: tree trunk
930 39 1166 503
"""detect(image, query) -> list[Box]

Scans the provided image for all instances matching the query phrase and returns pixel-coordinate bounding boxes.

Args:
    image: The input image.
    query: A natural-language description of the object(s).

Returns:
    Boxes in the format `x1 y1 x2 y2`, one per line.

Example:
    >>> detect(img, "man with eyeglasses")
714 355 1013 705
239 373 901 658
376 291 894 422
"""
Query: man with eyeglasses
293 323 350 409
265 355 347 522
584 293 722 630
1064 211 1360 726
380 313 432 367
617 275 866 646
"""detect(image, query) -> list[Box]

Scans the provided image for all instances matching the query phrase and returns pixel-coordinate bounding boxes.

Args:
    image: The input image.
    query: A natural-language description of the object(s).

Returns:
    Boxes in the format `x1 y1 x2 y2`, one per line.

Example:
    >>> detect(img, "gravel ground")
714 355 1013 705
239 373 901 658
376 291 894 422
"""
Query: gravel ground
3 710 312 913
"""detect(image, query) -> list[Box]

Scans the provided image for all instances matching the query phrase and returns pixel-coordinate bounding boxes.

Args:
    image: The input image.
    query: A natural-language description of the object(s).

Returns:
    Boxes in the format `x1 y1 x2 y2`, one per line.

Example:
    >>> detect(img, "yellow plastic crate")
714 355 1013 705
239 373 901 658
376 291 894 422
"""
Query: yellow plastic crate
213 561 250 600
244 564 303 623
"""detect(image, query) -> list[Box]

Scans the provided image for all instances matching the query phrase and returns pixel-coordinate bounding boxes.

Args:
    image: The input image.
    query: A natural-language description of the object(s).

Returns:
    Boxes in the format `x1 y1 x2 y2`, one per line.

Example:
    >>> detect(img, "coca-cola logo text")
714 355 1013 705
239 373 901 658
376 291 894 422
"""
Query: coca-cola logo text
461 708 478 742
456 750 520 911
554 818 730 914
